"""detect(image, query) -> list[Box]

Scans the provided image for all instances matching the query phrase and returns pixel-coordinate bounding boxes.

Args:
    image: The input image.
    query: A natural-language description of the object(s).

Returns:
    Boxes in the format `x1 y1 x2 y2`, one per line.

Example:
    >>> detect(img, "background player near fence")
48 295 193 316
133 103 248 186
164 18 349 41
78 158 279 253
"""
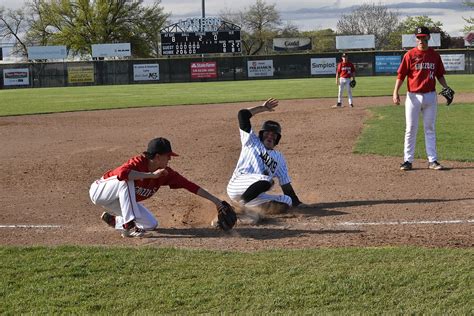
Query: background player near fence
393 26 454 171
333 53 356 108
225 98 308 225
89 137 231 238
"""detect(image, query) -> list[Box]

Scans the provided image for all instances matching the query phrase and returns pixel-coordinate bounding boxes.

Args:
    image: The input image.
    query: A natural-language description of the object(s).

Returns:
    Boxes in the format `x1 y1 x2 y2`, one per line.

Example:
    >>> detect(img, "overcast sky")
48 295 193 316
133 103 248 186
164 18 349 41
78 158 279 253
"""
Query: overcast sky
0 0 470 36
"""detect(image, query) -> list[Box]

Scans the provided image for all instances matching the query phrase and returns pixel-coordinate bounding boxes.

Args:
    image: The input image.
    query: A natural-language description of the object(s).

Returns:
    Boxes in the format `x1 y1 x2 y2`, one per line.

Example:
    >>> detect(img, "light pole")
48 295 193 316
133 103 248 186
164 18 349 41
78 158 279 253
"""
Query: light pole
202 0 205 18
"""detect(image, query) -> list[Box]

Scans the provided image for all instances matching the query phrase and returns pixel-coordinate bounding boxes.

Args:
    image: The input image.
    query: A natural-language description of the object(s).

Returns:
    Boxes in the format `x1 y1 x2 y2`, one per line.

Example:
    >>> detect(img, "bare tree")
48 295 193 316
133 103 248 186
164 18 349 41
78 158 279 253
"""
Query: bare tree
0 6 31 57
337 3 399 49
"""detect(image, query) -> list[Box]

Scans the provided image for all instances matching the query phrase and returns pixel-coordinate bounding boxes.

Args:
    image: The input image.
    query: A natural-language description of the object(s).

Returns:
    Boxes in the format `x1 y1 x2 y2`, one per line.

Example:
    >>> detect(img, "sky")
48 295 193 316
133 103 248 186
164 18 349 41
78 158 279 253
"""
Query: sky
0 0 471 39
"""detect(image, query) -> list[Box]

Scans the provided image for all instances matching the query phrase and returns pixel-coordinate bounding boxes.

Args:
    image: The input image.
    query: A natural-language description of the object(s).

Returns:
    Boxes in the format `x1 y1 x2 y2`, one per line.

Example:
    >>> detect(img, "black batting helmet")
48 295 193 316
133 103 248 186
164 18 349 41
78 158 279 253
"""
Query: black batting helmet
259 120 282 145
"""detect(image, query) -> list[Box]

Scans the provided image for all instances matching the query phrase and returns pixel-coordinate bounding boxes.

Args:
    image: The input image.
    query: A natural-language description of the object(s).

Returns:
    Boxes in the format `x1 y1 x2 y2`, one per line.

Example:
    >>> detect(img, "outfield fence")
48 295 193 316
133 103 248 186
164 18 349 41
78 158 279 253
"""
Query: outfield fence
0 49 471 89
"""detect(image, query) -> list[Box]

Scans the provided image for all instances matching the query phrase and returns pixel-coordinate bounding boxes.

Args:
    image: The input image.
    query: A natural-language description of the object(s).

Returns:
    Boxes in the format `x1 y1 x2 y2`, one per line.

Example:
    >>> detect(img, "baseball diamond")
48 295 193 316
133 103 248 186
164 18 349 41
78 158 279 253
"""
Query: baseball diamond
0 94 473 249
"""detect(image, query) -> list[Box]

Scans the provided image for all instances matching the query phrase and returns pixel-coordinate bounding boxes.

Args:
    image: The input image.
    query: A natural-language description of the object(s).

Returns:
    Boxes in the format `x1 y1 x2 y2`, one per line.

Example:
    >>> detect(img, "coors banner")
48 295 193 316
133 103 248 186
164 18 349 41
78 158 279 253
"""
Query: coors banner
273 38 311 51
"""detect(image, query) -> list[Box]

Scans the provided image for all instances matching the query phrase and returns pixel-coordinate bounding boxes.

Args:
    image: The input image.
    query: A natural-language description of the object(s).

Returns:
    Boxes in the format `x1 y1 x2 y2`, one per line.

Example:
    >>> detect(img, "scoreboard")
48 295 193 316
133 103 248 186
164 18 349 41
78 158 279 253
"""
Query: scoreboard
161 31 241 55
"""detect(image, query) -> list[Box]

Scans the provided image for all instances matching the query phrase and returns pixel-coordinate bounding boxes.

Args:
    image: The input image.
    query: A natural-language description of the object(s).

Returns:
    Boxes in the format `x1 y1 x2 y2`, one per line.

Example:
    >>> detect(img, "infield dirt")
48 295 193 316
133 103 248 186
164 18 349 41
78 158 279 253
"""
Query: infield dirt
1 95 473 250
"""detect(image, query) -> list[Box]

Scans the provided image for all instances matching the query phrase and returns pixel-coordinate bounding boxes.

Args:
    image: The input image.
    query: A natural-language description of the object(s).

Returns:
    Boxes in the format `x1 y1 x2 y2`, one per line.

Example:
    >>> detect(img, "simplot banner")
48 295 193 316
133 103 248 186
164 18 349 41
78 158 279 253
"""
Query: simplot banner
68 65 95 83
247 60 274 77
310 58 336 75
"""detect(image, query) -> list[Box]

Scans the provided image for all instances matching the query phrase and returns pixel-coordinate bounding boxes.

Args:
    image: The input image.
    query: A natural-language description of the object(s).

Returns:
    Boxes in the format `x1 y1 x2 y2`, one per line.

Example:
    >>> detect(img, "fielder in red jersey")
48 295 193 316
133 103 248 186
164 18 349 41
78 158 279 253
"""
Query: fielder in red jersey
89 137 228 238
393 26 452 171
333 53 356 108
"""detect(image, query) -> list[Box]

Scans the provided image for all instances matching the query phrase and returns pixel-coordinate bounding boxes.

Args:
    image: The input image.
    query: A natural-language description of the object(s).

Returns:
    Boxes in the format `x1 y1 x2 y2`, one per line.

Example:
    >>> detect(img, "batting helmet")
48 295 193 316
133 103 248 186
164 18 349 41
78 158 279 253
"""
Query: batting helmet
259 120 282 145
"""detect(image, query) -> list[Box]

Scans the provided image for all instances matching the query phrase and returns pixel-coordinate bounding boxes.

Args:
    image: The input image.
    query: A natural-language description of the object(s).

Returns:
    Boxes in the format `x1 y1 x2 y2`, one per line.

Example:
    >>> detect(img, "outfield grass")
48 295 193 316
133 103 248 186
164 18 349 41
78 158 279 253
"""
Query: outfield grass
355 103 474 162
1 246 472 314
0 74 472 116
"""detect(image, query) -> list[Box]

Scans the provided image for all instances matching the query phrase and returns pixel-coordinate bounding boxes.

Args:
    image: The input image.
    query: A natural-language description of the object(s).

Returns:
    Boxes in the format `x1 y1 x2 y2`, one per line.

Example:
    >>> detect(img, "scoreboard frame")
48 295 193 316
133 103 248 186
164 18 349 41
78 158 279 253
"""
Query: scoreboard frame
161 30 241 56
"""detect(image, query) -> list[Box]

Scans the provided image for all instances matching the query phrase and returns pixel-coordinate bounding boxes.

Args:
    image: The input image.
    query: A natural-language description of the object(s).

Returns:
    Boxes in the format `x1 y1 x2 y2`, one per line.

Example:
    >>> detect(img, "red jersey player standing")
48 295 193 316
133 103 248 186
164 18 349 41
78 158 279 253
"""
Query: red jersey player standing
393 26 453 171
333 53 356 108
89 137 230 238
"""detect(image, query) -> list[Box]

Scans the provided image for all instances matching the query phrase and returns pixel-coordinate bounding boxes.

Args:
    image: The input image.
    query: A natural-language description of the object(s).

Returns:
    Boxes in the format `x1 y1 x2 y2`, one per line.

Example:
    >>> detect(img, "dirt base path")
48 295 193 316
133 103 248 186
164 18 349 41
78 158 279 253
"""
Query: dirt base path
1 94 473 250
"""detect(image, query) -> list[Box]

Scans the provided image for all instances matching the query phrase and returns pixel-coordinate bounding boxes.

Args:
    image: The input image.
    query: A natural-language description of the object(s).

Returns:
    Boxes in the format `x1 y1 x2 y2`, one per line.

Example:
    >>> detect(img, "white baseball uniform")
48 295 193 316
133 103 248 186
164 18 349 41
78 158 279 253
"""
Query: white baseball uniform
227 127 292 208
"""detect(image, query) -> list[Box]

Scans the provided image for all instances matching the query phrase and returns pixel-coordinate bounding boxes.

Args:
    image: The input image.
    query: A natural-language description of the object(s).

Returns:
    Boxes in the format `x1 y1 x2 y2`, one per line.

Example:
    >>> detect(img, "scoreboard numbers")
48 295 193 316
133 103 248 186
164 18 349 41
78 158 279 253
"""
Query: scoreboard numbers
161 31 241 55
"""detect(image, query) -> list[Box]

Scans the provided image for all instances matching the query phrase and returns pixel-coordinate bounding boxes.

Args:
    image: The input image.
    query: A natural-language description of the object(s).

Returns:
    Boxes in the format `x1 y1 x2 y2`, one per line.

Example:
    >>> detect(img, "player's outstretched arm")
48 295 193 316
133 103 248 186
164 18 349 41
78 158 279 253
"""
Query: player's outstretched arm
248 98 279 116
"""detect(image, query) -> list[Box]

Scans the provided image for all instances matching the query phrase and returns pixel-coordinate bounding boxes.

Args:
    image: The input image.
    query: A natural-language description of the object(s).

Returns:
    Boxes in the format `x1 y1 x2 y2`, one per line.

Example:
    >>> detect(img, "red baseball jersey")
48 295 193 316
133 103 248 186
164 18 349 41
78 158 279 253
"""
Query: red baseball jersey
337 62 355 78
397 47 446 93
102 155 200 201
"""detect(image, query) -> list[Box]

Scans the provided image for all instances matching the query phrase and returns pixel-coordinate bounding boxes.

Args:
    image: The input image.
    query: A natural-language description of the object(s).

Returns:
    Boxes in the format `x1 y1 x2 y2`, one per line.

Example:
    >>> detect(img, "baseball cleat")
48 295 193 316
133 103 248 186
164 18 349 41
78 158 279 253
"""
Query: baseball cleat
121 226 152 238
101 212 116 228
331 103 343 108
428 161 444 170
350 104 354 107
400 161 412 171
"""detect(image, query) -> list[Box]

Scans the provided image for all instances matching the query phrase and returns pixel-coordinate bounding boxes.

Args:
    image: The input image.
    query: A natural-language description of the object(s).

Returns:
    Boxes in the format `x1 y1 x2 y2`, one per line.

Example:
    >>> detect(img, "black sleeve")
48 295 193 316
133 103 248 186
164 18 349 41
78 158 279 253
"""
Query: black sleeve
238 109 252 133
281 183 302 207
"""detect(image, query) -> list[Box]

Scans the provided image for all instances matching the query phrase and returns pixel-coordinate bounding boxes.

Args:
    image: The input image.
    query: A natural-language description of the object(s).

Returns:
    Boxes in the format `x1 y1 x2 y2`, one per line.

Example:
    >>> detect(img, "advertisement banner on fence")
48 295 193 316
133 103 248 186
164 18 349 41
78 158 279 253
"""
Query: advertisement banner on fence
402 33 441 48
133 64 160 81
440 54 465 71
190 61 217 79
273 38 311 51
91 43 131 58
3 68 29 86
68 65 95 83
336 35 375 49
310 58 336 75
247 60 274 77
375 55 401 73
27 45 67 60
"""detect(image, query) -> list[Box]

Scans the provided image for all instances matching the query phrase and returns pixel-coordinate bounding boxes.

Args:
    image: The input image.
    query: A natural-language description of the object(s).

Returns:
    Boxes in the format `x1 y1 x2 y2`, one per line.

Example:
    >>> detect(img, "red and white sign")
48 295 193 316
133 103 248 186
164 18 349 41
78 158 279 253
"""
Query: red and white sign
190 61 217 79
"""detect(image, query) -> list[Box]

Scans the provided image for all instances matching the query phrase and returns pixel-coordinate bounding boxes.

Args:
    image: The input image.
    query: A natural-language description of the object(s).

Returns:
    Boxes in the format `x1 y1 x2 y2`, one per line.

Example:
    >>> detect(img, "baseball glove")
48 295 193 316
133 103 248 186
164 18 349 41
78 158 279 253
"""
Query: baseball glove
439 87 455 106
350 79 356 88
216 201 237 231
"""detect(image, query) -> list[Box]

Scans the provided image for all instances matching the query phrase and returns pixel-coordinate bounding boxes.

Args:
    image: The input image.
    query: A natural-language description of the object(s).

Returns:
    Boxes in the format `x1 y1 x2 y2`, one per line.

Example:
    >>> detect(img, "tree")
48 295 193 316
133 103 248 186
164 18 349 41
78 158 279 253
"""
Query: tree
0 6 31 57
26 0 169 58
220 0 282 55
336 3 399 49
396 16 452 49
463 0 474 33
301 28 336 52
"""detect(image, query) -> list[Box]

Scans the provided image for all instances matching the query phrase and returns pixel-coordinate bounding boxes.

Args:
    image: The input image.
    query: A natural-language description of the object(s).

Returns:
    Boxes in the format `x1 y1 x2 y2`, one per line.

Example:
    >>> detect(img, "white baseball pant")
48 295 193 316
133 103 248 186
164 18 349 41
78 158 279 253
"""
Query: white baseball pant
89 176 158 230
404 91 438 163
227 173 292 209
338 77 353 105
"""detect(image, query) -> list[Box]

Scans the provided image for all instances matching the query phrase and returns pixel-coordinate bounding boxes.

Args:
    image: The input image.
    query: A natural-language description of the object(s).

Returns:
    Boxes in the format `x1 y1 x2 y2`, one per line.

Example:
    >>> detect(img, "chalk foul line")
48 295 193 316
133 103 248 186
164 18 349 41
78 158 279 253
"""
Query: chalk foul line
0 225 62 228
337 219 474 226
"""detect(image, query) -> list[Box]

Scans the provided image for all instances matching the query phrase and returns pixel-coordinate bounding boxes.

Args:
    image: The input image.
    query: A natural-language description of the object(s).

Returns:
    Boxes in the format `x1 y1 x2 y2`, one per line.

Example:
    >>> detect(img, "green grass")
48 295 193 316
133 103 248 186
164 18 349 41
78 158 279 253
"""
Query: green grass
1 246 472 314
0 74 472 116
355 103 474 162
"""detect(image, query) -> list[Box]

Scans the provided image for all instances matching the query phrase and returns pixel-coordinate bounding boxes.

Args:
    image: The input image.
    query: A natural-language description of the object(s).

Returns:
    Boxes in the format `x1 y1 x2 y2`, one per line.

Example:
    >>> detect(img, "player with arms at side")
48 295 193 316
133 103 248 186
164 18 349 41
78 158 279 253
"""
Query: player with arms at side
90 137 235 238
225 98 309 225
333 53 356 108
393 26 454 171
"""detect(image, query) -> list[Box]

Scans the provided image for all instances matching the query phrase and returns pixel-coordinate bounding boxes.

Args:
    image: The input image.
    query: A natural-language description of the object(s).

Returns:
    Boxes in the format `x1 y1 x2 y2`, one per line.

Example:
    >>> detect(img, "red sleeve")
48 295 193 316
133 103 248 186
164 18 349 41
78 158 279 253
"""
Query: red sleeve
102 155 147 181
397 51 410 81
166 168 200 194
336 63 341 74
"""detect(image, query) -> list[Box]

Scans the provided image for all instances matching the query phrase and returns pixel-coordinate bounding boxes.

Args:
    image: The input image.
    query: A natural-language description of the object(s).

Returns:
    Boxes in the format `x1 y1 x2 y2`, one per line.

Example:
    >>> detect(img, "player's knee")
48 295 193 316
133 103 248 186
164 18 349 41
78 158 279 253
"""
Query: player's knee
241 180 273 203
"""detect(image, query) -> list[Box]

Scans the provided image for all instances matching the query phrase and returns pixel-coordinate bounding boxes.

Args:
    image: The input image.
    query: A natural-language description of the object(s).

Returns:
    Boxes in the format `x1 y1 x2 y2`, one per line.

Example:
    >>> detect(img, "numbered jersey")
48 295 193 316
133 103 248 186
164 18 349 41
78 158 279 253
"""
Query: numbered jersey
397 47 445 93
230 129 291 185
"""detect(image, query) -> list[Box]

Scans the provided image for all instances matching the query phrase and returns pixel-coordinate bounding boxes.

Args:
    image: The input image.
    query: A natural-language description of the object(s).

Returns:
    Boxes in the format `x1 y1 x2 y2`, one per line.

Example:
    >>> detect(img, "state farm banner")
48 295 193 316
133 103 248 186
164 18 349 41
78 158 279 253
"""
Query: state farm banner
91 43 131 58
190 61 217 79
273 38 311 51
402 33 441 48
133 64 160 81
440 54 465 71
336 35 375 49
310 57 336 75
27 45 67 60
3 68 29 86
247 60 274 77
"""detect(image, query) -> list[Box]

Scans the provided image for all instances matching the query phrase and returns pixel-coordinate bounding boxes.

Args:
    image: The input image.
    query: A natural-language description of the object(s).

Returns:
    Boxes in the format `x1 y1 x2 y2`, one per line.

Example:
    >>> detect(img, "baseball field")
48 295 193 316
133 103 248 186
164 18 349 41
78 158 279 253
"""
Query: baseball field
1 75 473 313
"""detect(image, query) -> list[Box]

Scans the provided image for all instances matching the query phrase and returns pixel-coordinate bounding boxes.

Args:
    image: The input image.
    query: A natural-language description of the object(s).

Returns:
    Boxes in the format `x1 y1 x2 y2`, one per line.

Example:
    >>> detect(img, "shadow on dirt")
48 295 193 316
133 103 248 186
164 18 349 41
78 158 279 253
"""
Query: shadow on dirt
151 227 361 240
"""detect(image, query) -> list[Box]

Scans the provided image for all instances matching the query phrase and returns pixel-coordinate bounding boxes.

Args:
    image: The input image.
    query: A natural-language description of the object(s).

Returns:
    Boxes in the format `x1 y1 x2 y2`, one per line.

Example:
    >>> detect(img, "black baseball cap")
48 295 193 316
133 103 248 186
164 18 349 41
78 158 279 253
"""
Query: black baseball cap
147 137 178 156
415 26 430 37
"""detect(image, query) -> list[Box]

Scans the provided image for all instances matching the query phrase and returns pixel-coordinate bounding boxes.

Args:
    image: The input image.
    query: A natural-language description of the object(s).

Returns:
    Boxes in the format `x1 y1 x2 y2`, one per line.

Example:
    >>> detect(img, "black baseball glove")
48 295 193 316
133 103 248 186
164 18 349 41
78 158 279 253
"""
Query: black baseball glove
216 201 237 231
350 79 356 88
439 87 455 106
